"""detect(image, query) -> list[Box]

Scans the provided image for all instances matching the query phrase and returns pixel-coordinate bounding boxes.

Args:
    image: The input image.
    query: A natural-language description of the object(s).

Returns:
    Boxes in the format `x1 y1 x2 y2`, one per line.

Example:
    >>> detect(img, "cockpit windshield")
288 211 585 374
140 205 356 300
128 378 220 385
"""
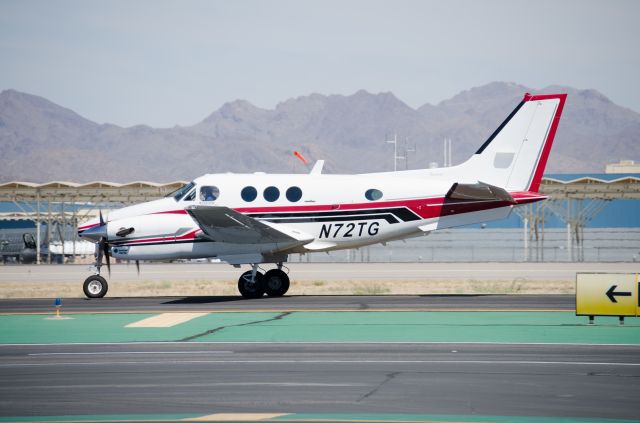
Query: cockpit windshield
167 182 195 201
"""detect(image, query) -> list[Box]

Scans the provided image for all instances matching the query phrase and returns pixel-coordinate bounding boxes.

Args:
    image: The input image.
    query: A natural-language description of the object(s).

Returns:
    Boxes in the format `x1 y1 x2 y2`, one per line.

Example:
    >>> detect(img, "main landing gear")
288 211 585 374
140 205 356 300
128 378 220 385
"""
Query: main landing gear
238 263 290 299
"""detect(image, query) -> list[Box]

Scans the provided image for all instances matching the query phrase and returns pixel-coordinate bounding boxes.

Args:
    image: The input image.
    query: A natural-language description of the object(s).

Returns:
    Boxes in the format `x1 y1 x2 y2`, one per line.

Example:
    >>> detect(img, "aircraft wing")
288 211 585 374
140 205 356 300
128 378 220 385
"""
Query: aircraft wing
186 205 312 245
445 181 516 204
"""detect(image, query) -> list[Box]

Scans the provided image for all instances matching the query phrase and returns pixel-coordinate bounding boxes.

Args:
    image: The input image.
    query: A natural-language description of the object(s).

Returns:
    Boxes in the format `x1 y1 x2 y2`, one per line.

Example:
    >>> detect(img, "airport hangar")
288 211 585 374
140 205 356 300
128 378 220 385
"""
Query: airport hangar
0 174 640 264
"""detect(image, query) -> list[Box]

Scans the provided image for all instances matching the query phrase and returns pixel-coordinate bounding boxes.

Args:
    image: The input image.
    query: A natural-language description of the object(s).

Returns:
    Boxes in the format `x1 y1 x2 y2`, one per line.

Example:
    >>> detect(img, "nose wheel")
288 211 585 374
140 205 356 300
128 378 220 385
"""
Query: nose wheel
83 275 109 298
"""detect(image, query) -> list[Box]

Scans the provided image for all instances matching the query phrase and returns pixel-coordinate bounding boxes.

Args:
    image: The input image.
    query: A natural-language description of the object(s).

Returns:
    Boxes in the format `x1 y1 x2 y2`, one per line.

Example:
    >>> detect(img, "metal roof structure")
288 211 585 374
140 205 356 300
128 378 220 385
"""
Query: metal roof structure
1 175 640 203
0 180 186 203
541 174 640 199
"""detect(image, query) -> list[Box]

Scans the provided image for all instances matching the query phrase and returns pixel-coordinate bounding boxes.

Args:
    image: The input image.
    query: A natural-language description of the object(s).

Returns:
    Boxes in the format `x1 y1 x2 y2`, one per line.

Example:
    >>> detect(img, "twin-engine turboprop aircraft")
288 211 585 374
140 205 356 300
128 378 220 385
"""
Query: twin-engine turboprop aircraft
79 92 566 299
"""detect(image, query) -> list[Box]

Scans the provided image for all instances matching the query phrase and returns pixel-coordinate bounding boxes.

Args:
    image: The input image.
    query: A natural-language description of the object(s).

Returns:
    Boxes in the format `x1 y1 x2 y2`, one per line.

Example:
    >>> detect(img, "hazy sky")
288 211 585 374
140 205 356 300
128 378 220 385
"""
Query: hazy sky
1 0 638 127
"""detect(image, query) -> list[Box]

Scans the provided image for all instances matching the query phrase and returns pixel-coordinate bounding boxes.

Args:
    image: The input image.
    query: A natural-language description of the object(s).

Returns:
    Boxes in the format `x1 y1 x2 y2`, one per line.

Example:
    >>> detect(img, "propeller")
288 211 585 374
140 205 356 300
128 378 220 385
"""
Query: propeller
95 210 110 276
100 237 111 276
135 260 140 276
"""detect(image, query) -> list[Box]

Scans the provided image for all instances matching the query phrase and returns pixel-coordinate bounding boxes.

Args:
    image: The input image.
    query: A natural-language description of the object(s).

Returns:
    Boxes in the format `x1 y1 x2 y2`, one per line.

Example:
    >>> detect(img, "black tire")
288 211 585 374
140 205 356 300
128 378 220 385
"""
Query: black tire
237 270 265 299
264 269 290 297
83 275 108 298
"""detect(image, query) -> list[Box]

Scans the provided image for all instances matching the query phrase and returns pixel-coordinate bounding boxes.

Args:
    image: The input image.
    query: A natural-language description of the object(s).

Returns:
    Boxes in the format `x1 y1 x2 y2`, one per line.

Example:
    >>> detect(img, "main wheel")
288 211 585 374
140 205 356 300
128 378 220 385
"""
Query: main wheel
264 269 290 297
83 275 108 298
238 270 265 299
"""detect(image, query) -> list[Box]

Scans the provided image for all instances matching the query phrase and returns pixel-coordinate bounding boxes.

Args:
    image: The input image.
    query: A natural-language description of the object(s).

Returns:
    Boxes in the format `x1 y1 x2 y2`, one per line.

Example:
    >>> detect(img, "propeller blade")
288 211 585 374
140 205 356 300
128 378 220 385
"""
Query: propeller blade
103 240 111 277
99 210 105 226
135 260 140 276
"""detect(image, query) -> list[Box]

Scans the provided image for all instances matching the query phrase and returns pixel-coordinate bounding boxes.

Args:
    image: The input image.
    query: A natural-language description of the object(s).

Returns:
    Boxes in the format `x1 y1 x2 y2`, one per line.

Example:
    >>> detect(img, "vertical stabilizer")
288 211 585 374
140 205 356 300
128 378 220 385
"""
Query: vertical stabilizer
460 93 566 193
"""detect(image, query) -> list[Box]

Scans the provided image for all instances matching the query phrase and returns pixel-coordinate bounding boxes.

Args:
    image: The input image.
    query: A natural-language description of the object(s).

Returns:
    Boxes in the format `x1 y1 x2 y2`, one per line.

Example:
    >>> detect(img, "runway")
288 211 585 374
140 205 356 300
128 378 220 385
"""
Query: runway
1 342 640 421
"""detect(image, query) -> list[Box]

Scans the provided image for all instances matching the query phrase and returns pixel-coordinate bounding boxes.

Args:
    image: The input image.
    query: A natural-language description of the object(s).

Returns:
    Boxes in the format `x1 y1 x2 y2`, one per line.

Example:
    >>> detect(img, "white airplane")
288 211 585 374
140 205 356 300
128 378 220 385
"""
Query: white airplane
78 92 566 299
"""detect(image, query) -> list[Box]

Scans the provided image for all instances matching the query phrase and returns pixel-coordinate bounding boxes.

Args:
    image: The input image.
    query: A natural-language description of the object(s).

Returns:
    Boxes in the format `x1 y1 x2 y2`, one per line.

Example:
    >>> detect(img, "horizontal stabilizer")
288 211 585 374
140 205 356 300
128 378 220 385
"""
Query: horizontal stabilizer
446 182 515 204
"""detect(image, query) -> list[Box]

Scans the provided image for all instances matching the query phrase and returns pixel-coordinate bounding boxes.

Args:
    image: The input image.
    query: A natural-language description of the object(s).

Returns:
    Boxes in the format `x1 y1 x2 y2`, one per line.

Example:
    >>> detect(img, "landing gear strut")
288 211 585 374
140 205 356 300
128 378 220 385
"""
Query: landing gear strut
237 263 290 299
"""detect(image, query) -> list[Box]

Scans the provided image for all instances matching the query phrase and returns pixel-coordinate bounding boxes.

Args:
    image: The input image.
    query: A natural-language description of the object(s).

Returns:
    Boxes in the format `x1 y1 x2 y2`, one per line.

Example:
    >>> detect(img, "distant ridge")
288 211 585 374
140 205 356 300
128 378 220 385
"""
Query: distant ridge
1 82 639 182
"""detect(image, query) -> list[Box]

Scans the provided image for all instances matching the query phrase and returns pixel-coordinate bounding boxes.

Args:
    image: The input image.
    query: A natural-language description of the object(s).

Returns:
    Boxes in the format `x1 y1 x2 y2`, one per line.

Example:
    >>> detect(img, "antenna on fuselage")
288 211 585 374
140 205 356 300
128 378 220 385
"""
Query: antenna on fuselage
293 150 324 174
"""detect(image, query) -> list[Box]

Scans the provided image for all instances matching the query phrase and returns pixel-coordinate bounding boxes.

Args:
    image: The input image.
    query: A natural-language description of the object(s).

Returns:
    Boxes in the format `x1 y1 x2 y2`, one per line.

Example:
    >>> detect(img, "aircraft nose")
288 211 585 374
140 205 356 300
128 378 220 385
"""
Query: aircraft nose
79 223 107 242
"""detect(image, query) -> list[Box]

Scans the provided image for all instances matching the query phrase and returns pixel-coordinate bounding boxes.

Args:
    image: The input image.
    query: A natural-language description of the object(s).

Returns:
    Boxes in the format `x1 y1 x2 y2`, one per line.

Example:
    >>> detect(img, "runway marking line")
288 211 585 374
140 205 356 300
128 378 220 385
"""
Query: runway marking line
125 312 208 328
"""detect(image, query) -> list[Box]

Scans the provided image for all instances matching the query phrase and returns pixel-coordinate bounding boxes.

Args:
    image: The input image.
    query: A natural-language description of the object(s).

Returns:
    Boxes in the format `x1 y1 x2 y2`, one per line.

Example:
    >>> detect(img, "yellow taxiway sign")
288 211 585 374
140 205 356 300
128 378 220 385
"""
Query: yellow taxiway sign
576 273 639 317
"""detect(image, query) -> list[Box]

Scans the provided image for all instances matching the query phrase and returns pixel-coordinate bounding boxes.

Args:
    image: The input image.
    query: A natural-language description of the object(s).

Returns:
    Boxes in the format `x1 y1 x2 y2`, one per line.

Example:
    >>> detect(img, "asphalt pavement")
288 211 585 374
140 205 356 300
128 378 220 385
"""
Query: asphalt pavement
0 294 575 314
1 342 639 420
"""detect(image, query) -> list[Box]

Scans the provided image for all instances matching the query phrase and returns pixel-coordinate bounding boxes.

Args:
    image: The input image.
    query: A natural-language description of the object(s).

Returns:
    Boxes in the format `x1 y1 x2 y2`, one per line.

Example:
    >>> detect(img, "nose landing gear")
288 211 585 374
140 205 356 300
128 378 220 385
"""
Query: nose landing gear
83 274 109 298
83 236 110 299
237 263 290 299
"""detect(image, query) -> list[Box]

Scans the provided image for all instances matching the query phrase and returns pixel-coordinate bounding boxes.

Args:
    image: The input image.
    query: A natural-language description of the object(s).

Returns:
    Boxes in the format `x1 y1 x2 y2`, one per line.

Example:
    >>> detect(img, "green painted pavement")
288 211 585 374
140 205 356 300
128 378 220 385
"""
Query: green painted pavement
276 413 640 423
0 312 639 344
0 413 638 423
275 413 640 422
0 312 280 344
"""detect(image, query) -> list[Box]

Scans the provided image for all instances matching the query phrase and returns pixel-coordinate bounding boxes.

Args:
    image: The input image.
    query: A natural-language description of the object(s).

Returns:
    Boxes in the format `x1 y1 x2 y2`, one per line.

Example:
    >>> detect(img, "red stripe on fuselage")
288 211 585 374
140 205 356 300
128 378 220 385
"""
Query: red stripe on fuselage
153 210 189 215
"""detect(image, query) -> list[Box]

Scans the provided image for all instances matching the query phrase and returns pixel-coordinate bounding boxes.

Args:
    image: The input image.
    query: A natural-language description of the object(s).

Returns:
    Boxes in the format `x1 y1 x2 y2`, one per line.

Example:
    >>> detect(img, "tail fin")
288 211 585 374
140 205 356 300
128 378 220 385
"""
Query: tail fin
460 93 566 193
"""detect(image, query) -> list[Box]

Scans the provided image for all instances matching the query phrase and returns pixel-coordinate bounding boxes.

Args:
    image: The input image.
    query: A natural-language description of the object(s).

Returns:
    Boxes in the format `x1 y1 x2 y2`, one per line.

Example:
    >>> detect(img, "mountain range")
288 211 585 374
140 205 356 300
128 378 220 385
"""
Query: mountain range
1 82 639 182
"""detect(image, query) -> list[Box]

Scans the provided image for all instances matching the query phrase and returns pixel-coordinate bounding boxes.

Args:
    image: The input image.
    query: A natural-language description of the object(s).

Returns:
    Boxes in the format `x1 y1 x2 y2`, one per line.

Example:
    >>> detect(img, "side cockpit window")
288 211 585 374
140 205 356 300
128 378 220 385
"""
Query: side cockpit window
170 182 195 201
200 186 220 202
183 189 196 201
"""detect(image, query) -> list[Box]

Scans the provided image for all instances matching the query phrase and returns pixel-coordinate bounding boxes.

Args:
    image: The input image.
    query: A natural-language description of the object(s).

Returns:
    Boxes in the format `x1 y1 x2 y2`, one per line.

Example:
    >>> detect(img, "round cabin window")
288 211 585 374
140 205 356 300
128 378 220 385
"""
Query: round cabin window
263 186 280 202
286 186 302 202
365 189 383 201
241 186 257 202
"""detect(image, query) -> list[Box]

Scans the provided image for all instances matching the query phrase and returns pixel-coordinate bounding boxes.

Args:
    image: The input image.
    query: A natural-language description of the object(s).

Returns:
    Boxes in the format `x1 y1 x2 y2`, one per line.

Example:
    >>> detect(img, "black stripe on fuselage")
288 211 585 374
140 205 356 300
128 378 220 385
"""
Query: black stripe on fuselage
261 213 398 224
246 207 420 223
